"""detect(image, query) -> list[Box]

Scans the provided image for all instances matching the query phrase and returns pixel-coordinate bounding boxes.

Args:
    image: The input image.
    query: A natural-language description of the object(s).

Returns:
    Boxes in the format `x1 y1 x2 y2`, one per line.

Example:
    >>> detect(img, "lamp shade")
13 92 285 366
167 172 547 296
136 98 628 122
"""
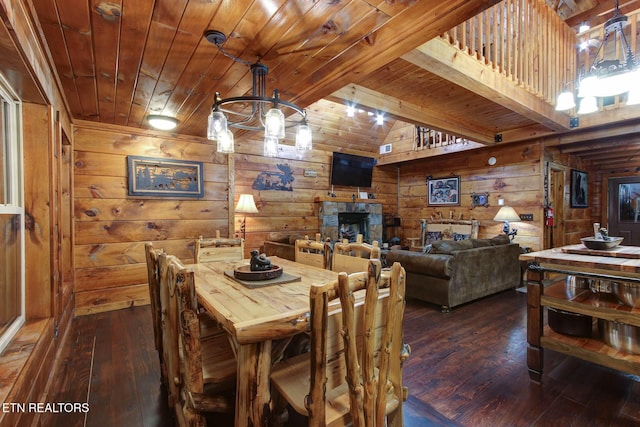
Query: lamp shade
555 91 576 111
493 206 521 222
295 124 312 151
235 194 259 214
577 96 598 115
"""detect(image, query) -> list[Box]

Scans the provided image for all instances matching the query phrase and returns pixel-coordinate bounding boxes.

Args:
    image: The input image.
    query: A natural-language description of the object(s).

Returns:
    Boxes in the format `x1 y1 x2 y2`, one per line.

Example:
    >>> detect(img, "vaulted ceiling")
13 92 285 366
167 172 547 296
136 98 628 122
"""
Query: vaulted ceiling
30 0 640 169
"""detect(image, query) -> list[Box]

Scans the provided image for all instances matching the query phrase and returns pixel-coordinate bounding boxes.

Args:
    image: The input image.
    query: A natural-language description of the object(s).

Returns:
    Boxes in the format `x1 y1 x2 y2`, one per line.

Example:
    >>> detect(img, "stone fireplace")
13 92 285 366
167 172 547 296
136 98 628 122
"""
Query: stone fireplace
316 197 383 244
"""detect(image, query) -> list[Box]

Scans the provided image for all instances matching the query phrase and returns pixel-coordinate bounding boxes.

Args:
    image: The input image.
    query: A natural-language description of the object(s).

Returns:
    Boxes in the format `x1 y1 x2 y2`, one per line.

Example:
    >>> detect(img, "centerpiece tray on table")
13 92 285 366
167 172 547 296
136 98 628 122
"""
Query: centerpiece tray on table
224 265 301 289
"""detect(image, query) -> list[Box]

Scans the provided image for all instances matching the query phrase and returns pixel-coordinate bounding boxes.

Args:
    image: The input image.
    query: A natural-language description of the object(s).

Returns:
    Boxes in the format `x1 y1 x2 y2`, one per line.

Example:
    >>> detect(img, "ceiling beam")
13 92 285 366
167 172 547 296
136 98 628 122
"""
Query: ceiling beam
290 0 503 108
401 37 572 133
328 84 496 144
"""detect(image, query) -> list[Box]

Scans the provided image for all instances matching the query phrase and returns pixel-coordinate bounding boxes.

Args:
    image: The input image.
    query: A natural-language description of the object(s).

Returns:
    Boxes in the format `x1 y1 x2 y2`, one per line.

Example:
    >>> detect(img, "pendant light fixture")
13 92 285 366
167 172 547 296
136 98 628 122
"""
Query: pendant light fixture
204 30 312 156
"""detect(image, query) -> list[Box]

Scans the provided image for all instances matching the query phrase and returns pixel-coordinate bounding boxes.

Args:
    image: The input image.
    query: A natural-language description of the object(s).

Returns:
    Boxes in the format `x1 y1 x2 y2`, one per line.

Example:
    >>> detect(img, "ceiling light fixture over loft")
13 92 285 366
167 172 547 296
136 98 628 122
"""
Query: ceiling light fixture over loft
204 30 312 156
556 0 639 113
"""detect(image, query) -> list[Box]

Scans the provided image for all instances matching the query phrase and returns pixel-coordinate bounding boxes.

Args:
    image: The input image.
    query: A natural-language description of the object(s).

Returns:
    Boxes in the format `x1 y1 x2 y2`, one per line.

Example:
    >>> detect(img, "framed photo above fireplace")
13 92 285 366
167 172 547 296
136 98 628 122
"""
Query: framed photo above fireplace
426 175 460 206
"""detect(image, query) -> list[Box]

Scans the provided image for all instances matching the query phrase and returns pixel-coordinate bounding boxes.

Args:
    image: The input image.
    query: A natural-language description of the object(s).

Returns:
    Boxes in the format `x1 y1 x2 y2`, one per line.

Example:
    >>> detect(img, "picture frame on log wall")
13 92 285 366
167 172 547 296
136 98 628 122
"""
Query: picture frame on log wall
426 175 460 206
570 169 588 208
127 156 205 198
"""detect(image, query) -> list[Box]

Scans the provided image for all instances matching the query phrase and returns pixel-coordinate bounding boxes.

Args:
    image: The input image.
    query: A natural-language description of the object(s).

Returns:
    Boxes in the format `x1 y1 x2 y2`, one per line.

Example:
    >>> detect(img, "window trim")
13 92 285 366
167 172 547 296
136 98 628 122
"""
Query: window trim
0 74 25 354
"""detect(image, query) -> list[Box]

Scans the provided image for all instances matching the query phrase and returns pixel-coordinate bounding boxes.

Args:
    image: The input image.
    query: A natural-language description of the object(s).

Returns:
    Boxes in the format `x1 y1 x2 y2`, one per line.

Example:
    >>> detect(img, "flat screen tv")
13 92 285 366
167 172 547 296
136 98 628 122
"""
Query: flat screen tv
330 152 376 188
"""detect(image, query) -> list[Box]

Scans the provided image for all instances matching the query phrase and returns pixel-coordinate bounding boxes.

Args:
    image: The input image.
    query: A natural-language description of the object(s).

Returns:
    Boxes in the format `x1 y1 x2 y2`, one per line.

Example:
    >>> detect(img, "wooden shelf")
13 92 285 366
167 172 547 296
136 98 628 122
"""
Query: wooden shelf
313 196 385 204
541 281 640 327
541 326 640 376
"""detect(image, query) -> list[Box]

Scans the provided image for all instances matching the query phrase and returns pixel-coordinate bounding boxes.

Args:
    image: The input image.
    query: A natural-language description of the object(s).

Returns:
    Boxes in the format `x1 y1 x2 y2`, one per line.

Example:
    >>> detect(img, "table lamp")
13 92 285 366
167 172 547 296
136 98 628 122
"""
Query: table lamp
493 206 520 241
235 194 259 239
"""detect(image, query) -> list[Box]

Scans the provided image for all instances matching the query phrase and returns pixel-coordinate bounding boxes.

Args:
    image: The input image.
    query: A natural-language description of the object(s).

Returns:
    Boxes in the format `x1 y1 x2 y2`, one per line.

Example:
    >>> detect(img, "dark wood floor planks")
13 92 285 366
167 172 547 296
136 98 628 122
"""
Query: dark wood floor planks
43 290 640 426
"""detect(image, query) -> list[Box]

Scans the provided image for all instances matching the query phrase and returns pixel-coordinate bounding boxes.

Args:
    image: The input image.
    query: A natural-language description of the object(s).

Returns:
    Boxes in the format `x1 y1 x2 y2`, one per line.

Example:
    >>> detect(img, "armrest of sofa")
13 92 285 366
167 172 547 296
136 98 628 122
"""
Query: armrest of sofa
385 250 453 279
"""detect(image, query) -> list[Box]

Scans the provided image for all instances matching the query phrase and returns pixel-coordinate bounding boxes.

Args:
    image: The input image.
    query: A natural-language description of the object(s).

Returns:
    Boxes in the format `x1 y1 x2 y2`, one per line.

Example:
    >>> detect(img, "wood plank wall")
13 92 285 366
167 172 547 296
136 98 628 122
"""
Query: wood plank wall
232 130 399 253
392 122 545 251
73 122 230 315
544 147 594 246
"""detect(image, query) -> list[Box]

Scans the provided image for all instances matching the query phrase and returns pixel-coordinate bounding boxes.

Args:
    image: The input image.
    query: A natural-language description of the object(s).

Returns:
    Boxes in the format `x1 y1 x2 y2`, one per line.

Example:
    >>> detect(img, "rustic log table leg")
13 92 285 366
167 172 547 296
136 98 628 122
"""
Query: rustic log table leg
235 340 273 427
526 267 544 383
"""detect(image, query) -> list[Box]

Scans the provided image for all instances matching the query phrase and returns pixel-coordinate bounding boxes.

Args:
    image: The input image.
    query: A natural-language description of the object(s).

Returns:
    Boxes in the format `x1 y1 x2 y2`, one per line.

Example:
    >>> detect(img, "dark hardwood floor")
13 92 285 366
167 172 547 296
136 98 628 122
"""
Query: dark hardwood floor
43 290 640 427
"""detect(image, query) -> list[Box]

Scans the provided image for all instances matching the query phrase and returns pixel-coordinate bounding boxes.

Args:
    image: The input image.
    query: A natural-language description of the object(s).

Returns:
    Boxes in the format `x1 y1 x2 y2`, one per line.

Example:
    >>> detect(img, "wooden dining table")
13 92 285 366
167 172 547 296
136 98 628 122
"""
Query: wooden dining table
186 256 339 427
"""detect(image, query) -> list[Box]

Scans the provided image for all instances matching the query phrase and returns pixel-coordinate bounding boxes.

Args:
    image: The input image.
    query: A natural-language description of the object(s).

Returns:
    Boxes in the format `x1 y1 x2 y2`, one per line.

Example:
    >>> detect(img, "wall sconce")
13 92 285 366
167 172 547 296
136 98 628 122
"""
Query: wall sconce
235 194 259 239
493 206 520 241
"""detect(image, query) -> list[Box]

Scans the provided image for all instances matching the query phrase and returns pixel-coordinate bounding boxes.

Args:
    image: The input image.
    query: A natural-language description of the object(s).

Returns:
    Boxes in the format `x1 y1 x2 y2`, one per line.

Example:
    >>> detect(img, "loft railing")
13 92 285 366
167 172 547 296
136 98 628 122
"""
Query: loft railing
441 0 576 105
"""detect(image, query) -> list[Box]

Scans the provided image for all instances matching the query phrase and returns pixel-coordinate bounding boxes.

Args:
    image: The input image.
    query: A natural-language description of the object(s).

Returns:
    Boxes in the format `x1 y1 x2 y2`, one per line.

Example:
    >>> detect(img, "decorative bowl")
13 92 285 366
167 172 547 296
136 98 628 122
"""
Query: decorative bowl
599 319 640 355
612 282 640 308
580 236 624 250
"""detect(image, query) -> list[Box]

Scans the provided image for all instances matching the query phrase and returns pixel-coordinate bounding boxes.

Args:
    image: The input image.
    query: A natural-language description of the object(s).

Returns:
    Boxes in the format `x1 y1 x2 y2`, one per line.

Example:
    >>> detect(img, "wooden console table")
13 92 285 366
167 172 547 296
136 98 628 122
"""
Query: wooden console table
520 245 640 382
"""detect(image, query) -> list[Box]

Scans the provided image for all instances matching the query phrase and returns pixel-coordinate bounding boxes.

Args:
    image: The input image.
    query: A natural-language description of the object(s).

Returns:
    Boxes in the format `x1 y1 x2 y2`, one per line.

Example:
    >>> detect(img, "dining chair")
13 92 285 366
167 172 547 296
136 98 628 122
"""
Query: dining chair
144 242 166 385
331 235 381 274
294 233 332 269
158 254 237 415
270 259 408 427
194 230 244 263
170 258 237 426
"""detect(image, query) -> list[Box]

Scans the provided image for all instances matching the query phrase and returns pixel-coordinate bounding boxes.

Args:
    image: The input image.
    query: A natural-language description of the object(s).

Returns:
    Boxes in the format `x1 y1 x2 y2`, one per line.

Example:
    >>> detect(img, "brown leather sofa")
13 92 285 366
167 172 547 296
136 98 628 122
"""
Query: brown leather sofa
385 235 520 312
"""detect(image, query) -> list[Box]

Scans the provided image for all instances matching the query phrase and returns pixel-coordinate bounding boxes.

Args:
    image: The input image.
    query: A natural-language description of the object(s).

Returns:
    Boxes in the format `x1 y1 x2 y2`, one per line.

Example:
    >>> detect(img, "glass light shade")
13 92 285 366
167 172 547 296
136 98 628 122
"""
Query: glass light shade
295 124 312 151
578 75 598 98
207 110 228 140
264 108 285 139
555 91 576 111
577 96 598 114
216 129 234 153
147 115 178 130
627 84 640 105
264 136 279 157
493 206 521 222
235 194 259 214
579 70 635 98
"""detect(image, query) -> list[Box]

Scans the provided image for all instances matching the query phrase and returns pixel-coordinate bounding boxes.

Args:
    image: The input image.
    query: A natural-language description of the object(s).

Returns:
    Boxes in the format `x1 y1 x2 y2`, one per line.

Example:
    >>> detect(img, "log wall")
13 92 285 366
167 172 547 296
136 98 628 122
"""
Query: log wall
230 129 399 253
73 122 231 315
396 132 545 251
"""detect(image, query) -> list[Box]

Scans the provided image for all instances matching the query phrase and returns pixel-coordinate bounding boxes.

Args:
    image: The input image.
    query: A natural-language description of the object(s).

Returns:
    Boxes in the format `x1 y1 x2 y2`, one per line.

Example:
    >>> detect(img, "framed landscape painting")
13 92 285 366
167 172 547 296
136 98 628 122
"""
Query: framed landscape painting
127 156 205 198
427 176 460 206
571 169 588 208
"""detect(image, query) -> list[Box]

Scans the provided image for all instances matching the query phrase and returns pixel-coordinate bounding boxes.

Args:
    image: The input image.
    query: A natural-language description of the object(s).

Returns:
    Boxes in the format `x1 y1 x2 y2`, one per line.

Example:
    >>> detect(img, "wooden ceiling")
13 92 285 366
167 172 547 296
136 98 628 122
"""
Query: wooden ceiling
30 0 640 170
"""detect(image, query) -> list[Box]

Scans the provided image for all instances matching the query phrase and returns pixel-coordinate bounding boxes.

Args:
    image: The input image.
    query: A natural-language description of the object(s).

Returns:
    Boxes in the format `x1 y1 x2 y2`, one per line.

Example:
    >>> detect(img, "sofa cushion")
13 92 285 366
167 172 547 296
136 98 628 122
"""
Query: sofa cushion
431 239 473 254
490 234 510 245
386 250 453 279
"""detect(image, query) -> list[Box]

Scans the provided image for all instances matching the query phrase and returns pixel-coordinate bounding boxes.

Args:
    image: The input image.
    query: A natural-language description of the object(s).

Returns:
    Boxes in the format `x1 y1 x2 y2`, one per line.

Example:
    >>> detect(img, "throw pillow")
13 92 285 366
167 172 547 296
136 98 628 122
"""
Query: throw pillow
452 232 471 241
424 231 442 244
422 244 433 254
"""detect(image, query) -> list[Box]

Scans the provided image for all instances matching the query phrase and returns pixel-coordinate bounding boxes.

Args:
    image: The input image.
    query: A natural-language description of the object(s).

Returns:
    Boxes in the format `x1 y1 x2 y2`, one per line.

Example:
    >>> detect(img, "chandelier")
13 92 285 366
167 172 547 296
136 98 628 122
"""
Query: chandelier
204 30 312 156
556 0 639 114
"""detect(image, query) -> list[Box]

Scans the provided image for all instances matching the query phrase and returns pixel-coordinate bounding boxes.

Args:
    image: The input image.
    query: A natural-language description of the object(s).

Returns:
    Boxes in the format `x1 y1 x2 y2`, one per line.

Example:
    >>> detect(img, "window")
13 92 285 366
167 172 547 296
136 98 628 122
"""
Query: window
0 77 24 354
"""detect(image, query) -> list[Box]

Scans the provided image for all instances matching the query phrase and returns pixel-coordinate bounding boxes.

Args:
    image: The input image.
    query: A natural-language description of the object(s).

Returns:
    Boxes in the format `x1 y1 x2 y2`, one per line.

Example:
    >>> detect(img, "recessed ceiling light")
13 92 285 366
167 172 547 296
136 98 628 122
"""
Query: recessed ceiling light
147 115 178 130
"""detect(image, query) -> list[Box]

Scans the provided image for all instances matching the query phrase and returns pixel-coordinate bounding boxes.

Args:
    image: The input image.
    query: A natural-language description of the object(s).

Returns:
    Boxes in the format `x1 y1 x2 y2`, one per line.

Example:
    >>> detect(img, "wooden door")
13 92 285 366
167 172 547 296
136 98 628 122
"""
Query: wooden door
544 166 565 249
608 176 640 246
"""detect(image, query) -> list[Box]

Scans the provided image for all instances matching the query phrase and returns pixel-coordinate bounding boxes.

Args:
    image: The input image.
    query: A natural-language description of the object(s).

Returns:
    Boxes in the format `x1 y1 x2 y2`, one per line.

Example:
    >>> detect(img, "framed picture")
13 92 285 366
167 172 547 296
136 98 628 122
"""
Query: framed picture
571 169 588 208
471 192 490 208
426 175 460 206
127 156 205 198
